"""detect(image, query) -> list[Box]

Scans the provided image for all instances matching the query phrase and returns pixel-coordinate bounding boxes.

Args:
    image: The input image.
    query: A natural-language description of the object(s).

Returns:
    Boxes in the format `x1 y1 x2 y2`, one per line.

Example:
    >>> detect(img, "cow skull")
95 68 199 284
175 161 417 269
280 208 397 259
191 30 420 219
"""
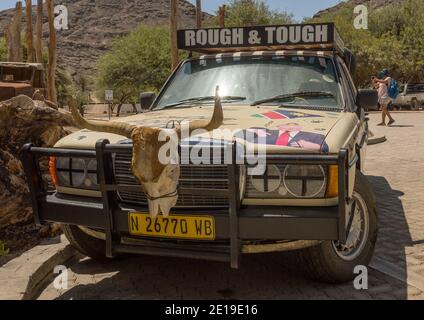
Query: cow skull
70 87 223 218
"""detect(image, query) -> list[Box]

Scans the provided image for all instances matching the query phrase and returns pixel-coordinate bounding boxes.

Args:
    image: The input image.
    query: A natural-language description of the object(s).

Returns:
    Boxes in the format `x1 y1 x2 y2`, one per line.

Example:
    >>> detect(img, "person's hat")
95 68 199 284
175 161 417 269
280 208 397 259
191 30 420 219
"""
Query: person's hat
381 68 389 76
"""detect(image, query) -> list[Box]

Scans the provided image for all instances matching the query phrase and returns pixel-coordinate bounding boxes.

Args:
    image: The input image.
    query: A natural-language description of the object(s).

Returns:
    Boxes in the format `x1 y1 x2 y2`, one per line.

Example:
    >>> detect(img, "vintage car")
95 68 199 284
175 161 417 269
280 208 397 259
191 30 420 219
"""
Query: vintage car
392 83 424 110
22 23 379 283
0 62 46 101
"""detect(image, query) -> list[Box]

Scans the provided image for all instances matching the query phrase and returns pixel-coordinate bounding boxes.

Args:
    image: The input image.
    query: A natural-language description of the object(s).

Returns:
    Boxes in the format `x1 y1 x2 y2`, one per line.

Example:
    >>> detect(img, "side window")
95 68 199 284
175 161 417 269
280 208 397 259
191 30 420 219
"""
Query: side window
340 59 358 97
337 57 357 110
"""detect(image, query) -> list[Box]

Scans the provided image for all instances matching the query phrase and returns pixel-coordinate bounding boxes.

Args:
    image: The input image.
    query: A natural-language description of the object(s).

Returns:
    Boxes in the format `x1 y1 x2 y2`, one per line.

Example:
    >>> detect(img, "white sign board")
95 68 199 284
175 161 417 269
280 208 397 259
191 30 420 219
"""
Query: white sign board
105 90 114 102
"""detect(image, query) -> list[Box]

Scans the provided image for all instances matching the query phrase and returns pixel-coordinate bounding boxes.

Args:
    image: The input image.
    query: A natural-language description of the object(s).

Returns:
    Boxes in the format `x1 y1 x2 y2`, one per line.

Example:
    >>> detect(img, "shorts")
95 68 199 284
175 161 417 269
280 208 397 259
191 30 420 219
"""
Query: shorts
379 96 393 107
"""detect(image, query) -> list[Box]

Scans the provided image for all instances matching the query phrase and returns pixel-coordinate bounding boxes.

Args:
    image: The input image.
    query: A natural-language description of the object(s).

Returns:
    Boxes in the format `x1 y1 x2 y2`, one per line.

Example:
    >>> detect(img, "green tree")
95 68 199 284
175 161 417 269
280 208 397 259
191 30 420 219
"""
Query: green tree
55 65 87 107
0 37 7 61
95 25 183 110
206 0 293 27
310 0 424 86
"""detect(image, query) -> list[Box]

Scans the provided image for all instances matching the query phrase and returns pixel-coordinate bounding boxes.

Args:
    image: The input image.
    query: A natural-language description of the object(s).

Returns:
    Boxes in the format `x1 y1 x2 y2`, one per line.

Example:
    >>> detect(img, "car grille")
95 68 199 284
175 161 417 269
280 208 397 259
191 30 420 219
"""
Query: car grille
113 153 230 208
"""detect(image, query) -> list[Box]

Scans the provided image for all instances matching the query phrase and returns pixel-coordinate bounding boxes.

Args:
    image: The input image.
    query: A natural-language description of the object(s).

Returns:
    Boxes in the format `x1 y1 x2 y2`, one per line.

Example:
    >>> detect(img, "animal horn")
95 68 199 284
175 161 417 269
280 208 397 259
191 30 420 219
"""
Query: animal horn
69 97 136 138
175 86 223 137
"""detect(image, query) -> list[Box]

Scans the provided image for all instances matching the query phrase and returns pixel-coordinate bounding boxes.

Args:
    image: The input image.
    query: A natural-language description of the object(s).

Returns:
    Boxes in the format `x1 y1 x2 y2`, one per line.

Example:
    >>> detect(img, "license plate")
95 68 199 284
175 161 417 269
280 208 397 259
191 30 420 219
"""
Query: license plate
128 213 215 240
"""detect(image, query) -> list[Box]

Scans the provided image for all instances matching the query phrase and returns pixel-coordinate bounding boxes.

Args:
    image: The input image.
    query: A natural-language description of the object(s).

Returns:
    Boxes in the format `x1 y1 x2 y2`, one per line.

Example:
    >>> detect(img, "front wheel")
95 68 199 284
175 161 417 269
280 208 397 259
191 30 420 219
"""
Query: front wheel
62 224 115 262
293 172 378 283
411 99 418 111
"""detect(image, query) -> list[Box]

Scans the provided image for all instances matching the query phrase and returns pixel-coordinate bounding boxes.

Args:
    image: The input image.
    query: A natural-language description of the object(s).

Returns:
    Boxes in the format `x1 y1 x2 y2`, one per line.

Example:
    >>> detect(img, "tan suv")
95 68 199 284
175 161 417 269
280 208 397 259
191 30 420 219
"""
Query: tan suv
22 23 380 283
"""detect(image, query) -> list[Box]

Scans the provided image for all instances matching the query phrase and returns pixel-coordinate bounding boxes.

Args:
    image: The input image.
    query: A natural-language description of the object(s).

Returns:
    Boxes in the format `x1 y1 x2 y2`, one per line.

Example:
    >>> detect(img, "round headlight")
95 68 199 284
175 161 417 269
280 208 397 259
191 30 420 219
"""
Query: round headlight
283 165 326 198
56 157 87 187
86 159 98 186
250 165 281 193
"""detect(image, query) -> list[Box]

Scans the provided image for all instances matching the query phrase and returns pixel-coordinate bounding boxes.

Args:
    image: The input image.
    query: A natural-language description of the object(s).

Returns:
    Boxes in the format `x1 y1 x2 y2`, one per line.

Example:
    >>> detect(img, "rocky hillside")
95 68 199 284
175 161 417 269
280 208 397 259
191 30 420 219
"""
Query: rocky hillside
314 0 407 18
0 0 210 82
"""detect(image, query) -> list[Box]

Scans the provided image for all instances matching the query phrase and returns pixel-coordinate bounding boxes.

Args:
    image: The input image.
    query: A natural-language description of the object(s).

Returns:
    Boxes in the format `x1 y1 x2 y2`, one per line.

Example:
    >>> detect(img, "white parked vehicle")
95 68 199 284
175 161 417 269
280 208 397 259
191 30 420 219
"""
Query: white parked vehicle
393 83 424 110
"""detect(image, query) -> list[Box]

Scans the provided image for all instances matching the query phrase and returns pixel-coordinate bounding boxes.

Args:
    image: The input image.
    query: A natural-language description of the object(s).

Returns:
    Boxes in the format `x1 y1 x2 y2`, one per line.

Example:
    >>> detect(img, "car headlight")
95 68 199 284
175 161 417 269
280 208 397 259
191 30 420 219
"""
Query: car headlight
283 165 326 198
49 157 98 190
246 164 329 199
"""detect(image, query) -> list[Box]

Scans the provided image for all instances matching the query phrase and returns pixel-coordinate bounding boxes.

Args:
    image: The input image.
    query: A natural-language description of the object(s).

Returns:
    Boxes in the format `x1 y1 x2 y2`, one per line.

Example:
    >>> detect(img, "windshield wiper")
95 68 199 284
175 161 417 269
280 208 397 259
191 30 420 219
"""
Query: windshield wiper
161 96 246 109
251 91 335 106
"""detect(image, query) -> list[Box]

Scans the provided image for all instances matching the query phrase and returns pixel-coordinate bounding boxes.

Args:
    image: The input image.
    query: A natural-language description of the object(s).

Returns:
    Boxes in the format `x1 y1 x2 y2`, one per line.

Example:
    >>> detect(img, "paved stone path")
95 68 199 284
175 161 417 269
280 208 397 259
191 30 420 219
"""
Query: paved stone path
39 112 424 300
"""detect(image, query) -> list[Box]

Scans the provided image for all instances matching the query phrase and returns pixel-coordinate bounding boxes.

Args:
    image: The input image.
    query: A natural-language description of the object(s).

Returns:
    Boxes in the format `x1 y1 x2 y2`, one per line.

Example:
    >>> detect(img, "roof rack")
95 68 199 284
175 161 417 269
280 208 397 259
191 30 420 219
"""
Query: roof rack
177 23 345 55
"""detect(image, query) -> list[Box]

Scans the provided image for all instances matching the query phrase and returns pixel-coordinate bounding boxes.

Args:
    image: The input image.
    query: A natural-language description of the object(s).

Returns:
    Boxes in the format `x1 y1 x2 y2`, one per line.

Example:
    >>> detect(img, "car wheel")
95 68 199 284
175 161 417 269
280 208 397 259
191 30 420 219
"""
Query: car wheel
292 171 378 283
62 224 117 262
411 99 418 111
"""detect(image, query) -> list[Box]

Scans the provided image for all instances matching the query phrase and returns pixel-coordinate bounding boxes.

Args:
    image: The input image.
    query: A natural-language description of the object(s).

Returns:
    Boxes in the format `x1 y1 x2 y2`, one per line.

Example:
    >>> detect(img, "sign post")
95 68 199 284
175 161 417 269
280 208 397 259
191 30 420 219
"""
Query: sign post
105 90 113 120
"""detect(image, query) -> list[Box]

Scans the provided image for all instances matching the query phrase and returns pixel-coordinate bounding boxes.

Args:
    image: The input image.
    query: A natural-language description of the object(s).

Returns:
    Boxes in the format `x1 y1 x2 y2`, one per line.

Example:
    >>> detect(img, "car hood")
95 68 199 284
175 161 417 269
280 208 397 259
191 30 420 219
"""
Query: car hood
56 105 357 154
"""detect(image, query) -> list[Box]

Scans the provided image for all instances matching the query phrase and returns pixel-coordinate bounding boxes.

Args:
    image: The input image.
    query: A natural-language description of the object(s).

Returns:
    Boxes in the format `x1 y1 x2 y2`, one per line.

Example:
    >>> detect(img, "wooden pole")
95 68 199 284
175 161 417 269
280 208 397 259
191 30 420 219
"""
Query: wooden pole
25 0 34 63
170 0 179 70
219 5 226 28
34 0 43 63
196 0 202 29
6 2 23 62
46 0 57 104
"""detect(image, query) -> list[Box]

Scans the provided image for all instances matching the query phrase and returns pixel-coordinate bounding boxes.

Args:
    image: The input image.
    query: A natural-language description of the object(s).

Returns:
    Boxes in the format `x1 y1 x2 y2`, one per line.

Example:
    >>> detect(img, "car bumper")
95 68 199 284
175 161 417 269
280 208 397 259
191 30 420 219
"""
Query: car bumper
43 193 340 241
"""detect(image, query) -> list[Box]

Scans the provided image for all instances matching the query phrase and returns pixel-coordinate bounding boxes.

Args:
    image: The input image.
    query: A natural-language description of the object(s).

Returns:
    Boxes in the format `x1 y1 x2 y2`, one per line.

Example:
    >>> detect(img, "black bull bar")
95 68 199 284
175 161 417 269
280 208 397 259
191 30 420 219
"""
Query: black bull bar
21 140 353 269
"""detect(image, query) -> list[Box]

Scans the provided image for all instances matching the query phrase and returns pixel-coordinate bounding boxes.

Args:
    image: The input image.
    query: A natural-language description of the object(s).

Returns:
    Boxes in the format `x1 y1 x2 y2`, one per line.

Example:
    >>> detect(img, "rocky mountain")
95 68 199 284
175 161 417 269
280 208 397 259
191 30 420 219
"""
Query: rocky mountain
0 0 210 82
314 0 407 18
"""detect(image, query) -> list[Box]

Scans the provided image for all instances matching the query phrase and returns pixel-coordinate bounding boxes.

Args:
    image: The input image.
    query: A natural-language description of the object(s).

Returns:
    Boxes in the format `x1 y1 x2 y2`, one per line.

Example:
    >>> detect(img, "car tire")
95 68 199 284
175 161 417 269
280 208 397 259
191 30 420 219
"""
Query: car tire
411 99 418 111
292 171 378 284
62 224 115 262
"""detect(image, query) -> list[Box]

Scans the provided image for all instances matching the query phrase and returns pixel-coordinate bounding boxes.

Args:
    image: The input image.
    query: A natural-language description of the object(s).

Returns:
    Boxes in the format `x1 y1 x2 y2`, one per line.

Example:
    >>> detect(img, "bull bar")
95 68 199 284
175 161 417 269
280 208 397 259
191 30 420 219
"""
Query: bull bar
21 139 353 269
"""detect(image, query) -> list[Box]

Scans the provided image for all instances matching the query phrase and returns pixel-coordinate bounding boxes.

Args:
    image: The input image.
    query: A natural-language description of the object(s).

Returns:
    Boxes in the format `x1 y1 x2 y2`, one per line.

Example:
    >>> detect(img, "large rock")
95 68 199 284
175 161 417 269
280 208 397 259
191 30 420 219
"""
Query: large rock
0 96 73 229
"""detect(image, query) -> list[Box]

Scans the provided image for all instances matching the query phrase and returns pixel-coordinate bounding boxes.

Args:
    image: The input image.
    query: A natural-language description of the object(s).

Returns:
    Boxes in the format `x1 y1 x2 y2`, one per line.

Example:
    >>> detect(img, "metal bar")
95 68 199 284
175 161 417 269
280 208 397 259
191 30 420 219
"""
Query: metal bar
20 143 44 225
28 147 96 158
103 144 132 154
180 187 230 197
337 149 348 243
102 184 230 197
245 154 339 165
96 139 117 258
114 244 230 262
228 141 240 269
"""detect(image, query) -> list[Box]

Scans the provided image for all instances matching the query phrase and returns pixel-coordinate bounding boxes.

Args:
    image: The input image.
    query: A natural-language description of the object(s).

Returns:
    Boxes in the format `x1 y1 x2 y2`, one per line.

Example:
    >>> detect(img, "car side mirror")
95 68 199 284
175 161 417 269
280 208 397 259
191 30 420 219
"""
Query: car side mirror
140 92 156 110
357 89 378 111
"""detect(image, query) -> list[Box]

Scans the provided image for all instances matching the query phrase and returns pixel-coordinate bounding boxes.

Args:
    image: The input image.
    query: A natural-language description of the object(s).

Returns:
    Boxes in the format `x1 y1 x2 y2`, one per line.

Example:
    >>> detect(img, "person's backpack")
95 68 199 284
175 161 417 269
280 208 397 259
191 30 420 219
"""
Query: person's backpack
388 78 400 99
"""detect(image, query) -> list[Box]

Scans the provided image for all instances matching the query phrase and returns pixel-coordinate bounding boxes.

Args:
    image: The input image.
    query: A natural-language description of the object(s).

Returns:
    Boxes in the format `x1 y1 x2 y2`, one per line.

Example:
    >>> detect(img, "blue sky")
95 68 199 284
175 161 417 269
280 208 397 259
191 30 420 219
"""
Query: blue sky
0 0 343 21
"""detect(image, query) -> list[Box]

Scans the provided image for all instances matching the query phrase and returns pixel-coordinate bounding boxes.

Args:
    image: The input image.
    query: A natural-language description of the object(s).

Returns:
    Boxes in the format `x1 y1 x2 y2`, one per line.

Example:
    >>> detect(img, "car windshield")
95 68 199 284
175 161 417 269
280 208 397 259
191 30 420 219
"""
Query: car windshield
154 55 343 110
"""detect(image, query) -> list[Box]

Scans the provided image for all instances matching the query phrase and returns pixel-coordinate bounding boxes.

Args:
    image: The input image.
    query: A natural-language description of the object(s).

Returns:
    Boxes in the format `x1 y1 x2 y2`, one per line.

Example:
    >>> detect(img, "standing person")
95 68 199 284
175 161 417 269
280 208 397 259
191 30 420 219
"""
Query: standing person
372 69 395 126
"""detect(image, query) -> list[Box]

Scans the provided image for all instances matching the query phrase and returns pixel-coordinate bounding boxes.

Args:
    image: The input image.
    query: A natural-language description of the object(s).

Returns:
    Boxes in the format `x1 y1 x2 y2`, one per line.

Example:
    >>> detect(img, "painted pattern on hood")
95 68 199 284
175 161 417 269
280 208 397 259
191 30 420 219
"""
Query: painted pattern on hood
56 105 349 154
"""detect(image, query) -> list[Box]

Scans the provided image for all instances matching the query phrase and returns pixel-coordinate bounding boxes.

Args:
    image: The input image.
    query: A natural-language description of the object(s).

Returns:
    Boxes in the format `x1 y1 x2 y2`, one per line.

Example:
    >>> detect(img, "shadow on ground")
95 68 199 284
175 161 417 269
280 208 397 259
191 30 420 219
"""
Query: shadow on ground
48 176 412 300
367 175 412 299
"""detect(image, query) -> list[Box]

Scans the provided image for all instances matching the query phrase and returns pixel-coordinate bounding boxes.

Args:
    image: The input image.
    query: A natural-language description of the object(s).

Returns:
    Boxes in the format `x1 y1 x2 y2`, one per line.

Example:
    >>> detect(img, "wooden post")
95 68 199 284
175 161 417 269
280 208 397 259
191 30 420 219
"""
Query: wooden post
34 0 43 63
25 0 34 63
196 0 202 29
6 2 23 62
170 0 179 70
46 0 57 104
219 5 226 28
